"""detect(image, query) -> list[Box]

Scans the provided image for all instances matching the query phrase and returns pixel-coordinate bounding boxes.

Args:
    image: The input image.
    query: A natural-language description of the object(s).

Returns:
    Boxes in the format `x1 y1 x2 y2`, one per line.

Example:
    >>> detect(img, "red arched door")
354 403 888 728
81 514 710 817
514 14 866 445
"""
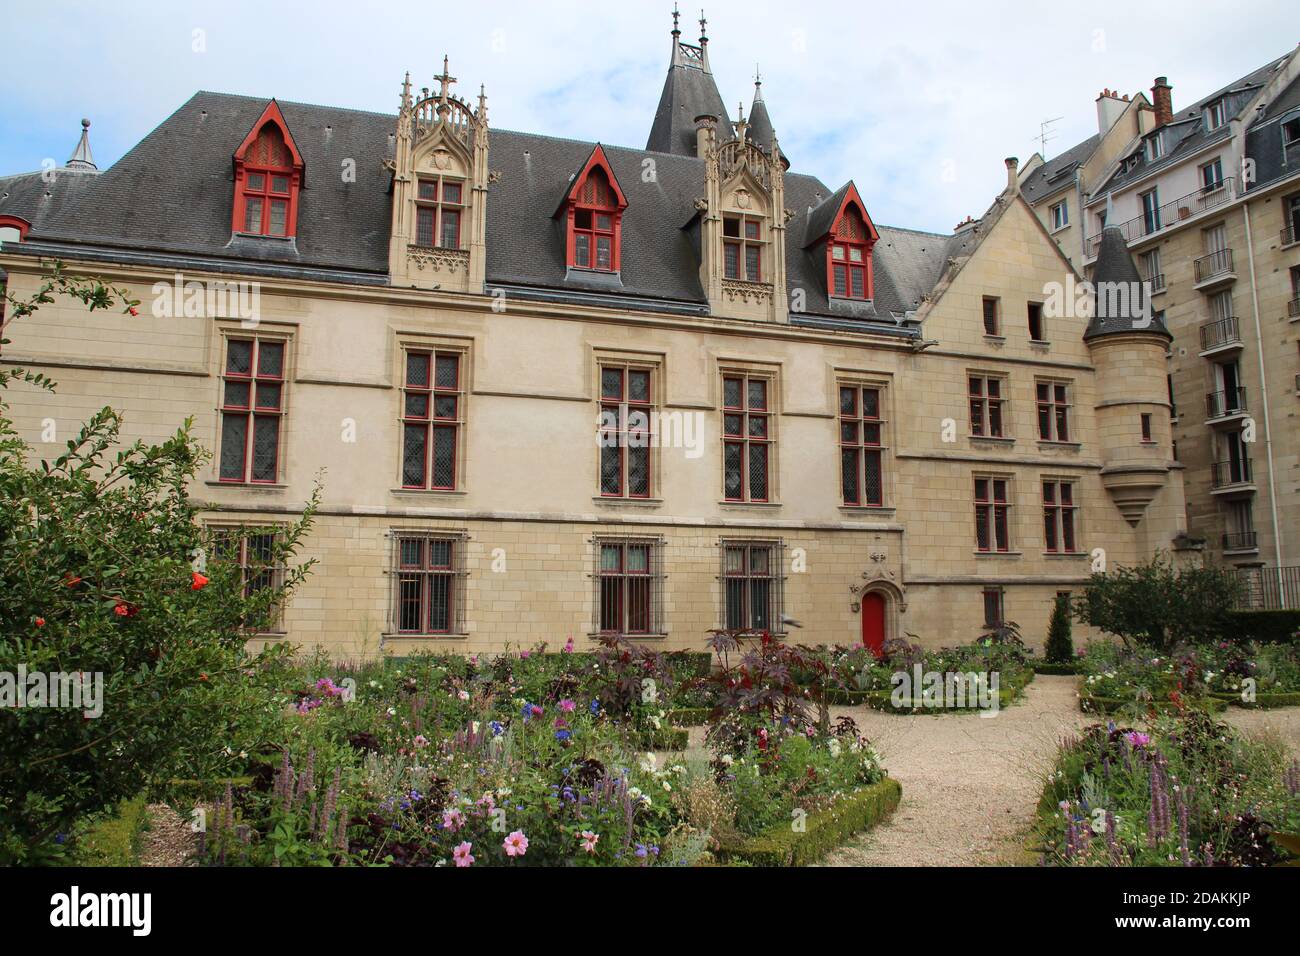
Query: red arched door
861 592 886 657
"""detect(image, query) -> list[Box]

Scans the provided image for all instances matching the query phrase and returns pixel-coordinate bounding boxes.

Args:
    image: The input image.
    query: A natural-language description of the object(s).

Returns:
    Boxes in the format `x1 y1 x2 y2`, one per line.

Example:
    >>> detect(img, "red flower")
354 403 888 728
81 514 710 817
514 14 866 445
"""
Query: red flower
34 617 45 627
128 307 139 317
64 575 82 588
113 600 138 618
191 572 209 591
199 673 209 682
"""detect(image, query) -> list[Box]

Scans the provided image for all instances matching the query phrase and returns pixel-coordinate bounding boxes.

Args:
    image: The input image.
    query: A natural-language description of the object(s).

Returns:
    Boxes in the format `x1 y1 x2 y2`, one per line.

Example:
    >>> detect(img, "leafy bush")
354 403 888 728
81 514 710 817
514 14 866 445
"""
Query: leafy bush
0 267 318 863
1076 554 1242 653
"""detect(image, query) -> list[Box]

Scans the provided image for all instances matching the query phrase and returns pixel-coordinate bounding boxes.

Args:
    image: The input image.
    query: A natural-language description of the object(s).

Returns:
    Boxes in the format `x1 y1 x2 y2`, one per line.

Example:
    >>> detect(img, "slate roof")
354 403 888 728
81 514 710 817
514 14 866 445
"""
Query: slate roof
1085 225 1171 341
1019 134 1099 205
0 167 100 233
1244 70 1300 193
1092 56 1288 198
644 49 733 158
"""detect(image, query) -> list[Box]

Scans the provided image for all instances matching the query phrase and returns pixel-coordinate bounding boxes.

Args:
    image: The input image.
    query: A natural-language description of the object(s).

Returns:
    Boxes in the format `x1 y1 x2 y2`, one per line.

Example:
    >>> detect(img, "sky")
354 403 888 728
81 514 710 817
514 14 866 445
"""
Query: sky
0 0 1295 234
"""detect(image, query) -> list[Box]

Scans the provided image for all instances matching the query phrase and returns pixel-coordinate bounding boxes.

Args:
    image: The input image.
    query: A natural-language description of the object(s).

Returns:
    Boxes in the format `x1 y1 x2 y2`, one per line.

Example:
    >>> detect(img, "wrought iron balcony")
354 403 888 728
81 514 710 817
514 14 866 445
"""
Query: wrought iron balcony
1283 222 1299 247
1222 531 1258 551
1235 566 1300 609
1085 176 1236 255
1198 315 1241 352
1205 387 1248 420
1211 457 1253 489
1193 248 1235 285
1288 297 1300 319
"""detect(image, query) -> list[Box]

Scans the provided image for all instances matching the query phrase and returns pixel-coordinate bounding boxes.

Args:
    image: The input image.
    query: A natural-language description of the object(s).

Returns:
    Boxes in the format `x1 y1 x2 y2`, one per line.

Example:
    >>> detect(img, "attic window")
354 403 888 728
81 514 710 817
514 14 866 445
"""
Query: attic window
1145 134 1164 163
232 103 303 240
415 177 464 249
1206 100 1226 131
724 215 764 281
827 204 873 300
565 150 626 274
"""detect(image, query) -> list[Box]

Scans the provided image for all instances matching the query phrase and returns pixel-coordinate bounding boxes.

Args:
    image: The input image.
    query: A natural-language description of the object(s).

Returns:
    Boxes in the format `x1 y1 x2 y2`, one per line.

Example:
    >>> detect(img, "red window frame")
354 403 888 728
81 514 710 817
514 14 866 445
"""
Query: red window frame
723 542 777 631
401 350 461 490
414 178 464 250
219 337 286 484
723 216 764 281
839 385 885 506
231 103 303 239
597 541 653 635
826 203 873 300
395 536 457 635
1042 480 1078 554
211 527 286 631
598 366 653 498
1036 381 1071 441
969 376 1005 438
723 374 771 502
975 477 1011 553
565 147 626 273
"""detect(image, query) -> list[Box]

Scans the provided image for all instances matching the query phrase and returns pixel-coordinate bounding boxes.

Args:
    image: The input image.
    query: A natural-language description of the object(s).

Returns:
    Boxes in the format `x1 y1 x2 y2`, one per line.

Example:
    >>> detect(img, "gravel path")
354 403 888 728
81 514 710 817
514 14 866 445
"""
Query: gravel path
817 675 1091 866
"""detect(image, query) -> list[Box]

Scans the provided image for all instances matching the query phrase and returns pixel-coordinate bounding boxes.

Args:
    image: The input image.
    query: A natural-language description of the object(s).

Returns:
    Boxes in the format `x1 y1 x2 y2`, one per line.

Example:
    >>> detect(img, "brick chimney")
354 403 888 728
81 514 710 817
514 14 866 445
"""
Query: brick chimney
1151 76 1174 127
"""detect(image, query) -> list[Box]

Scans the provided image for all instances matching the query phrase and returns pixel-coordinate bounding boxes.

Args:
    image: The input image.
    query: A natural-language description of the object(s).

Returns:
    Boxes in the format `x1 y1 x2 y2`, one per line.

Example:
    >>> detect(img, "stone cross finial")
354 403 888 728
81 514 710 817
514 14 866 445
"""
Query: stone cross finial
434 55 458 102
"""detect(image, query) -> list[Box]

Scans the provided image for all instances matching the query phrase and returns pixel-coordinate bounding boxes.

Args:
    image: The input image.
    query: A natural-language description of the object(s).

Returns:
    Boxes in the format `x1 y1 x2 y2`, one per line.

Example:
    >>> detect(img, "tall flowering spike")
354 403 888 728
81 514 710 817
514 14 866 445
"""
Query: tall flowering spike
1105 810 1121 866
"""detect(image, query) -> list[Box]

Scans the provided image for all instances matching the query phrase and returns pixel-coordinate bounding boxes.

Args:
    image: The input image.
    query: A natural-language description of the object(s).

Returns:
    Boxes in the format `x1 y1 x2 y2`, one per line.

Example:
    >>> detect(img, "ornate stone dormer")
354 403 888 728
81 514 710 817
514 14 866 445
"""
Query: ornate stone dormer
698 102 788 322
388 57 490 293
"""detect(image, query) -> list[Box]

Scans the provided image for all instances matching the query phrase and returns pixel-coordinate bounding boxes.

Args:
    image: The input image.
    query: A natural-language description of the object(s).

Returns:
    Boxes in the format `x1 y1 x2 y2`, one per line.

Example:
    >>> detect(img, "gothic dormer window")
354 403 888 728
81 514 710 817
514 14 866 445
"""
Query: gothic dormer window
232 102 304 239
829 205 871 299
415 174 464 249
724 214 764 281
563 146 627 273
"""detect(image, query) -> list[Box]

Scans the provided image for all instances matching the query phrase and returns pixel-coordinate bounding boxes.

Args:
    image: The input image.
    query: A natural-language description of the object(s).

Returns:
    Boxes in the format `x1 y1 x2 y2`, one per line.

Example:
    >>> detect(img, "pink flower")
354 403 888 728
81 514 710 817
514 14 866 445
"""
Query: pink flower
476 793 496 813
413 734 430 748
530 704 543 717
503 830 529 857
579 830 599 853
520 650 531 659
442 808 466 831
1124 731 1151 748
452 842 475 867
559 698 576 713
563 637 575 653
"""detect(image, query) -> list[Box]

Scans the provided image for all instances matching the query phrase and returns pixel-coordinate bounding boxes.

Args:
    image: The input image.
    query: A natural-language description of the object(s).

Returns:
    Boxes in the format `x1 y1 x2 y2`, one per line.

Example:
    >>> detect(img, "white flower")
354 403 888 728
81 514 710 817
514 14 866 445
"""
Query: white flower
639 752 657 773
662 781 672 792
720 754 734 766
828 738 842 758
458 690 470 701
386 707 397 717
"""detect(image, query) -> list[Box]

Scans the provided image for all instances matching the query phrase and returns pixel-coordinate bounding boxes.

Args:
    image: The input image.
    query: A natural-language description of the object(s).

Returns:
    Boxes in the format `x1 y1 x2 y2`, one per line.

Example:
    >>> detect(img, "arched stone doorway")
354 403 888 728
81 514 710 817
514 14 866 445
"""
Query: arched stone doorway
852 577 905 658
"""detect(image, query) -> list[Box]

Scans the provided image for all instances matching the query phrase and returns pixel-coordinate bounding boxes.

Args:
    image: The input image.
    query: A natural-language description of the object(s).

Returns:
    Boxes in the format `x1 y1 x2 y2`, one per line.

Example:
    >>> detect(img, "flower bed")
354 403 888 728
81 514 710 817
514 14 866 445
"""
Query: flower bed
828 639 1035 713
718 777 901 866
1036 711 1300 866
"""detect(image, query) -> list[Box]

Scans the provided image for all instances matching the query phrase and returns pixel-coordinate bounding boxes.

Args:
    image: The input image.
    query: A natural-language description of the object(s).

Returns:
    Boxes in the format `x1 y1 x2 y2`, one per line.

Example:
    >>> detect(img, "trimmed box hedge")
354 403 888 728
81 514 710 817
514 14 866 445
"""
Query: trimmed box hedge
642 727 690 750
665 706 712 726
1079 693 1228 715
1209 690 1300 709
1033 661 1082 675
837 670 1034 714
719 777 902 866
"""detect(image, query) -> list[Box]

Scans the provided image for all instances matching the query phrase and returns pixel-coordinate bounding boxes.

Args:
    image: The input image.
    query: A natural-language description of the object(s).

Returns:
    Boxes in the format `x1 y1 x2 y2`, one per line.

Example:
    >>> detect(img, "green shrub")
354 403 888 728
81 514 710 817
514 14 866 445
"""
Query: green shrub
67 796 149 866
1223 610 1300 644
1045 593 1074 663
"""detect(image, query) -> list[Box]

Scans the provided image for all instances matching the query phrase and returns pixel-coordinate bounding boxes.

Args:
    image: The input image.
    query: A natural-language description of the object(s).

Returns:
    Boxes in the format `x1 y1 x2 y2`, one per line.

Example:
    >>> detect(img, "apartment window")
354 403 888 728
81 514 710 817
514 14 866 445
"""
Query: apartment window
415 177 464 249
401 350 461 490
1225 501 1255 551
1140 247 1164 291
1168 373 1178 420
724 215 764 282
596 538 662 636
1050 201 1068 230
219 336 286 484
1036 381 1071 442
1140 188 1161 235
982 297 1001 336
1146 134 1164 162
1027 302 1046 342
1281 117 1300 163
969 375 1006 438
1200 158 1224 193
599 365 652 498
1206 100 1226 131
975 477 1011 553
1140 412 1154 443
839 385 885 507
982 587 1005 626
391 533 466 635
1284 195 1300 245
722 373 771 502
722 540 782 632
1042 480 1078 554
211 527 286 631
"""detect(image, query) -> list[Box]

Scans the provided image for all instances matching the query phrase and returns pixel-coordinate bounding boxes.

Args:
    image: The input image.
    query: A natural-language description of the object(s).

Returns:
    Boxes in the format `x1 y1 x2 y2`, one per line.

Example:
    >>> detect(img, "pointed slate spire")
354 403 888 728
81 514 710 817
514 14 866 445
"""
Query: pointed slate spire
745 67 787 167
646 6 732 156
1085 226 1171 341
66 118 96 170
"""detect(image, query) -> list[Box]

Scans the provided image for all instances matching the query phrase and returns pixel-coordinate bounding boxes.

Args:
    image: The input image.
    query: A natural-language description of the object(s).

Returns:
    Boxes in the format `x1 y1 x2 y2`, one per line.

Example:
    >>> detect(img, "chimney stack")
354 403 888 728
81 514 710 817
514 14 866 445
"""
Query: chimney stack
1004 156 1019 196
1095 88 1129 135
694 114 717 160
1151 76 1174 127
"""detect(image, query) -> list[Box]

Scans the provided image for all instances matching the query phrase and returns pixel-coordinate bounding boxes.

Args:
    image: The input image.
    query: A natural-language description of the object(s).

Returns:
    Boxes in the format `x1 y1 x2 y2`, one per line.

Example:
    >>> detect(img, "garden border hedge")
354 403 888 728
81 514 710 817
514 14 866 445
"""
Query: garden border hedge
1222 610 1300 644
1209 690 1300 709
1078 694 1228 715
1033 661 1082 675
665 707 712 727
829 670 1034 714
718 777 902 866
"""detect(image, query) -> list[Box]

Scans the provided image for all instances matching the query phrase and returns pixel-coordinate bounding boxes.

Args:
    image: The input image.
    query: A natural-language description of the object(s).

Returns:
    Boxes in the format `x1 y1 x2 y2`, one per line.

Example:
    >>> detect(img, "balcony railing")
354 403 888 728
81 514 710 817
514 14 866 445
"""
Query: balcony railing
1211 457 1253 488
1205 387 1248 419
1194 248 1235 284
1236 566 1300 610
1199 315 1241 351
1086 176 1236 255
1143 272 1167 294
1288 297 1300 319
1223 531 1258 551
1283 223 1299 247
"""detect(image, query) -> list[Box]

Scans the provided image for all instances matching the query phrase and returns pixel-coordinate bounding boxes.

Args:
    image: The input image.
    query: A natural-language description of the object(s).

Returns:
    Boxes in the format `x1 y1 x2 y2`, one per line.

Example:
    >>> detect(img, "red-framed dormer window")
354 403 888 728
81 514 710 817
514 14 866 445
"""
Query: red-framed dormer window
232 101 304 239
564 145 627 273
828 204 872 299
415 178 464 249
